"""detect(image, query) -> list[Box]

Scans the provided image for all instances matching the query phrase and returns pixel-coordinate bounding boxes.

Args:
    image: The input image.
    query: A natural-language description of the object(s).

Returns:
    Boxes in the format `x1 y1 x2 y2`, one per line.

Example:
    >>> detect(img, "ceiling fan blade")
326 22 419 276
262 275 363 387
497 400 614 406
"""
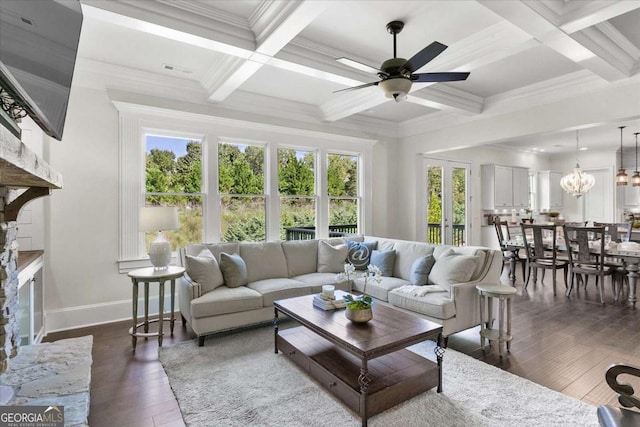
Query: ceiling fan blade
402 41 448 73
336 57 384 75
333 81 379 93
411 72 470 82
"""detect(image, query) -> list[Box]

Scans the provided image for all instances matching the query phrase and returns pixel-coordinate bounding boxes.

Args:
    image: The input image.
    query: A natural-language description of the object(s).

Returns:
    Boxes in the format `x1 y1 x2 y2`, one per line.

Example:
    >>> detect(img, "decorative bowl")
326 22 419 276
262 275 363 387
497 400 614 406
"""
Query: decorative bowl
345 307 373 323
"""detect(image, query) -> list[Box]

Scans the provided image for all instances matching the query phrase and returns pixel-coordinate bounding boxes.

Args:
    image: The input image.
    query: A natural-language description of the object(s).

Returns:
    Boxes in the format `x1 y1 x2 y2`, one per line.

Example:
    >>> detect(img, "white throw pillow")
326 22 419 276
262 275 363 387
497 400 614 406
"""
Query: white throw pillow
317 240 348 273
428 248 479 290
185 249 224 294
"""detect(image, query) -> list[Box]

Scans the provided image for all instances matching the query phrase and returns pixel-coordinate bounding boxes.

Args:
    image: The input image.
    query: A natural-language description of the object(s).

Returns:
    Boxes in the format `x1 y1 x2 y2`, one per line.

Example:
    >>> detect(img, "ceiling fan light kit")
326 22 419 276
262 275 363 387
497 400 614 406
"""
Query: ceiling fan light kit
379 77 412 102
334 20 469 101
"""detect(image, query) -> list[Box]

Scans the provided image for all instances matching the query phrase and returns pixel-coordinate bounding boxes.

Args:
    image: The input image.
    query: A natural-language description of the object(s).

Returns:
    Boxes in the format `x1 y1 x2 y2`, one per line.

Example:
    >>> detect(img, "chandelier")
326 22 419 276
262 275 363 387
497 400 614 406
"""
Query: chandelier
560 130 595 198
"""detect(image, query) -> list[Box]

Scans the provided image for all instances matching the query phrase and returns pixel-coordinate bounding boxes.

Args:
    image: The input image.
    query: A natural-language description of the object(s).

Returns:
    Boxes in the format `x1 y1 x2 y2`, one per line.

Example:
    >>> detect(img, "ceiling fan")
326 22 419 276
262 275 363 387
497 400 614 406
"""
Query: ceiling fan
335 21 470 102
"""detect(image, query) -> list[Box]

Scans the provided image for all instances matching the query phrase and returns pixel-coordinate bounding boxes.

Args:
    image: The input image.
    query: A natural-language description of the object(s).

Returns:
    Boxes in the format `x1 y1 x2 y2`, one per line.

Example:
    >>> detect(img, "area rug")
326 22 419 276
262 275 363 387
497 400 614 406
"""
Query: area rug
159 327 598 427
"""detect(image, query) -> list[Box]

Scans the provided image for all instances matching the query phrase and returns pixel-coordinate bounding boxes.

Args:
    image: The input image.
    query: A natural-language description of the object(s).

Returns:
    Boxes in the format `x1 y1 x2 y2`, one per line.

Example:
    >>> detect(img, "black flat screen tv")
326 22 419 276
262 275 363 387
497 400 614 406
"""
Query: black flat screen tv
0 0 83 141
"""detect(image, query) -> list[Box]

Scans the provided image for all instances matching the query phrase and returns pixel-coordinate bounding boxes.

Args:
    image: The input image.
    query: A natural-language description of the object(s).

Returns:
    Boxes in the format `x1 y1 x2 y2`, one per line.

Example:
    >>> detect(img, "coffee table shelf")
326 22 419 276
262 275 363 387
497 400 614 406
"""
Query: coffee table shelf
278 326 439 419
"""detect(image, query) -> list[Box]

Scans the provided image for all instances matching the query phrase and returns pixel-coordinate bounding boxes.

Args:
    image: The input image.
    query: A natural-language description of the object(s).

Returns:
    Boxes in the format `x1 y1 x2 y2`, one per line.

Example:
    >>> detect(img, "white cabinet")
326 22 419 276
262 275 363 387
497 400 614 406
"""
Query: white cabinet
481 165 529 210
624 183 640 207
537 171 563 210
512 167 530 208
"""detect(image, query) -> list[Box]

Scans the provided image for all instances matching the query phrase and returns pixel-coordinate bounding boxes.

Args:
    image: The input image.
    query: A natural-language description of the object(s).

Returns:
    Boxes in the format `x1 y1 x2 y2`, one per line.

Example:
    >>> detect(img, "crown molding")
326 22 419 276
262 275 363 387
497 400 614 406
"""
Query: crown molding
81 1 256 55
109 93 379 146
596 22 640 62
200 56 248 95
154 0 250 29
571 24 635 77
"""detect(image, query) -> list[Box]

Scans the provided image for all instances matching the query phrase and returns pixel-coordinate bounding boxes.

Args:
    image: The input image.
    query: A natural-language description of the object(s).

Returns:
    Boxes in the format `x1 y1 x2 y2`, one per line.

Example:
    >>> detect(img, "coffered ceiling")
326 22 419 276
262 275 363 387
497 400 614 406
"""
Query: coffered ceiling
77 0 640 151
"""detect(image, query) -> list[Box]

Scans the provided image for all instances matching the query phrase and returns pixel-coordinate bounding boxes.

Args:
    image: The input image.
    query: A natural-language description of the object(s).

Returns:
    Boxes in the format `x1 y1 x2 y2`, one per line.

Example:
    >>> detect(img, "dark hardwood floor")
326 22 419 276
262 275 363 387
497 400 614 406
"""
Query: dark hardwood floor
45 268 640 426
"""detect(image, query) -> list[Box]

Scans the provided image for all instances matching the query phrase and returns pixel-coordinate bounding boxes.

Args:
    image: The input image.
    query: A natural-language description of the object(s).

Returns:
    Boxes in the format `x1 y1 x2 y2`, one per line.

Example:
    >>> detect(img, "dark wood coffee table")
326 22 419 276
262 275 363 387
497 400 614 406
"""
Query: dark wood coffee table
274 295 444 427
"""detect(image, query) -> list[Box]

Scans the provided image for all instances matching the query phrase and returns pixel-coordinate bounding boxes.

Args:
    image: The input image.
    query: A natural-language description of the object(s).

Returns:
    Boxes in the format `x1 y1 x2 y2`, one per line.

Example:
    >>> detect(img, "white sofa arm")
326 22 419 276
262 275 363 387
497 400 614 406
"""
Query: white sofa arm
177 274 201 325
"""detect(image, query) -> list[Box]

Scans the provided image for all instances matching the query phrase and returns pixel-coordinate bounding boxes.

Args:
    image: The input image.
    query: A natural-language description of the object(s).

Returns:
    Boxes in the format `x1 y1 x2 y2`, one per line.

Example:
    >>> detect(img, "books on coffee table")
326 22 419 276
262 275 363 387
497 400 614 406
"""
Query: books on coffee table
313 290 350 310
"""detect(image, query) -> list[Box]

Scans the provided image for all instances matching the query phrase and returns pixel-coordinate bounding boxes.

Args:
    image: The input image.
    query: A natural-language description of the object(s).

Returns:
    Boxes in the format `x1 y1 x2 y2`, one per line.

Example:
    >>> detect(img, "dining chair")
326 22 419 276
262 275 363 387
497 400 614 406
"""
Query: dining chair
593 222 632 243
494 219 527 281
563 225 615 304
593 222 631 299
520 223 569 295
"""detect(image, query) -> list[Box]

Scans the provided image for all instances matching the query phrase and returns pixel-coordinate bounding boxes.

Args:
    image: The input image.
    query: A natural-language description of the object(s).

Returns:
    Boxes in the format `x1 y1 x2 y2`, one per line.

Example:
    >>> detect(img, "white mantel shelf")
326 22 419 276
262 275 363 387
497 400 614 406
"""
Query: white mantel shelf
0 124 62 189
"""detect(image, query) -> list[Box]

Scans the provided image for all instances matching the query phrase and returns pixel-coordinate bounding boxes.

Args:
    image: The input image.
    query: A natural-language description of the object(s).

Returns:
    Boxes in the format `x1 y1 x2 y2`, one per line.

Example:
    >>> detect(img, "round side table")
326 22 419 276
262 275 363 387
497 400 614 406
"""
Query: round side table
128 266 185 350
476 283 517 358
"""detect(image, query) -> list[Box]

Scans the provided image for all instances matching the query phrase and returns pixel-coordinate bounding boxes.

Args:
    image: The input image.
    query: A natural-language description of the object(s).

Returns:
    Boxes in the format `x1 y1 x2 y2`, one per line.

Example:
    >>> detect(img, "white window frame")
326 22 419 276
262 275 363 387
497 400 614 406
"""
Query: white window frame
276 146 318 240
115 102 375 273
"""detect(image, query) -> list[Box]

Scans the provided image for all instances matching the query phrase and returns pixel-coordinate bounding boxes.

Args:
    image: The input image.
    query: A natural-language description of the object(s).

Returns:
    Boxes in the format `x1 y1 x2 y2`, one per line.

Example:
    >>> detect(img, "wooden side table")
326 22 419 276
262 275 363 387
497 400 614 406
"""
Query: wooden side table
128 266 185 350
476 283 517 358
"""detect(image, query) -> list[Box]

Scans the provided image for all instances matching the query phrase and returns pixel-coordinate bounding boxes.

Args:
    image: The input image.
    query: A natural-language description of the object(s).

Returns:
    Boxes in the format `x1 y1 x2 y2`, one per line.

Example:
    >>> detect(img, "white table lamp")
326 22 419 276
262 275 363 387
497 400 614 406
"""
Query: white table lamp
139 206 180 270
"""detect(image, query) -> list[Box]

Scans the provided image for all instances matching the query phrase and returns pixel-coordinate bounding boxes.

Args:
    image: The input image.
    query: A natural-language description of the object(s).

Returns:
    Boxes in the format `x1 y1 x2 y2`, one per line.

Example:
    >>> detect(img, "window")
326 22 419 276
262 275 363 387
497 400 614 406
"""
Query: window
278 148 316 240
218 142 266 242
144 135 203 250
529 171 537 211
327 153 359 236
116 104 374 271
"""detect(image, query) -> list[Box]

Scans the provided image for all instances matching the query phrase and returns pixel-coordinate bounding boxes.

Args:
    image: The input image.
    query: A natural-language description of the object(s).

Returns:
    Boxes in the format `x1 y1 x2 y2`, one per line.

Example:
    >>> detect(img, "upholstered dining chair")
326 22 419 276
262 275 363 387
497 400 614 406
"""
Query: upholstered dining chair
494 219 527 281
563 225 616 304
520 223 569 295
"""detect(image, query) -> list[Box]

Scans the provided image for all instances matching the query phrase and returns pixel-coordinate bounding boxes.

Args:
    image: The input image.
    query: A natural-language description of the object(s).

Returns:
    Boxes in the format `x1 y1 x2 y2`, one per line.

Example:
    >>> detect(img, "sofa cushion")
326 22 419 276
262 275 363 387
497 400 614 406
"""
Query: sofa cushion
352 276 411 302
410 255 436 286
191 286 263 318
292 273 352 294
317 240 348 273
370 250 396 277
219 253 248 288
247 278 312 306
391 241 436 281
346 240 377 270
282 240 318 277
185 249 225 294
428 248 479 290
240 242 288 282
388 287 456 320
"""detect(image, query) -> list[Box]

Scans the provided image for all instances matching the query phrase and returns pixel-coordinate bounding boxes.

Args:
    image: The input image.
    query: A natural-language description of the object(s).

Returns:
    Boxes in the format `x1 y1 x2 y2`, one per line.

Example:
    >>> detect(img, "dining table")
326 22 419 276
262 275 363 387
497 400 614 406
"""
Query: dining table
504 239 640 309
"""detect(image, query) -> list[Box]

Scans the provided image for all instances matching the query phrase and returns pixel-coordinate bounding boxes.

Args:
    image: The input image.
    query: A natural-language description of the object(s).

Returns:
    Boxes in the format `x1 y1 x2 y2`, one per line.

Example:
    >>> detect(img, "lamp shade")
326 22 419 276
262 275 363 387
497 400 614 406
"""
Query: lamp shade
139 207 179 232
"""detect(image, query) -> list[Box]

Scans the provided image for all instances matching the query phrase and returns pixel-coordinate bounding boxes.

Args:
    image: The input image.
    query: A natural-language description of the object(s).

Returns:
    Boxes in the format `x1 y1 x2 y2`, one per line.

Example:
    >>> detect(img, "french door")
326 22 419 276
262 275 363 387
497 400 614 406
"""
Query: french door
423 158 470 246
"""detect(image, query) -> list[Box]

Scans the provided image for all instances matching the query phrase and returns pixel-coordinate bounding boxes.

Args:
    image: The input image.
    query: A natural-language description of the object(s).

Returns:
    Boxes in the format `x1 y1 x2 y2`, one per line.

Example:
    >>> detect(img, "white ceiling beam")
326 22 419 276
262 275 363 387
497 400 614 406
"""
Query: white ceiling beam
558 1 640 34
206 1 328 103
407 85 483 115
479 0 632 81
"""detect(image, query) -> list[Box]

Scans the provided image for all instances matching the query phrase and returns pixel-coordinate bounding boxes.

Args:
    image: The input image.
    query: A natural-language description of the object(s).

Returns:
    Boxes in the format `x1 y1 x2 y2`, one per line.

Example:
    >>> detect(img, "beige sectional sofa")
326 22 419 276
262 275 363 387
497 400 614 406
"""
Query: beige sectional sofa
178 236 501 346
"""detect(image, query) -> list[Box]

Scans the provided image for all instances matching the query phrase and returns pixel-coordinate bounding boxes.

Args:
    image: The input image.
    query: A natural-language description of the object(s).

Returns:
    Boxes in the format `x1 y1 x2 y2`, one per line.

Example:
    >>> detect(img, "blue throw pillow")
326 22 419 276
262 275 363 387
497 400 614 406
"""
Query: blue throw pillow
346 240 377 270
410 255 436 286
370 250 396 277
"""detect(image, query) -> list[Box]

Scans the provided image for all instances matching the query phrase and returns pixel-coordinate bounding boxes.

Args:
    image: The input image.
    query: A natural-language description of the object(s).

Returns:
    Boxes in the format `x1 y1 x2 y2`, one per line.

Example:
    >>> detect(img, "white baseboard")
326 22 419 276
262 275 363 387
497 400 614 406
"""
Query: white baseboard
45 294 180 333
